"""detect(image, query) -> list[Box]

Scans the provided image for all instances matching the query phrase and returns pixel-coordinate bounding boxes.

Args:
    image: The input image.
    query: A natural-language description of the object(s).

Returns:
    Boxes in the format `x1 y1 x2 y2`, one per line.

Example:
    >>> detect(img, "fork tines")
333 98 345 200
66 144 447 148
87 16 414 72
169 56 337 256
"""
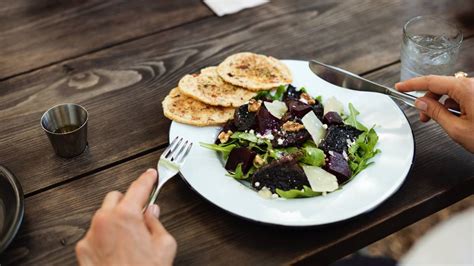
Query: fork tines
162 136 193 163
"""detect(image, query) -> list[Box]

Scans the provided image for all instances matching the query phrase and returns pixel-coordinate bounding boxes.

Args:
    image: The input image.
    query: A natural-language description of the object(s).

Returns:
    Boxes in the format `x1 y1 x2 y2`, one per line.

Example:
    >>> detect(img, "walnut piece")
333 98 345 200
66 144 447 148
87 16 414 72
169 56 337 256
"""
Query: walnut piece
253 154 265 166
282 121 305 132
300 92 316 105
218 130 233 143
248 99 262 112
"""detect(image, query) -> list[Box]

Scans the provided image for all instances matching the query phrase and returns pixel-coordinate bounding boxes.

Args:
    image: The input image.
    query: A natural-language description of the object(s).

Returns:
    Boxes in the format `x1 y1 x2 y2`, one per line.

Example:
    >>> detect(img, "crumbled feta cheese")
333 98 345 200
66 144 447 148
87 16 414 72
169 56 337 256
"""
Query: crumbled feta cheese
249 129 255 135
346 139 353 146
328 151 334 156
277 138 284 145
322 124 328 129
254 182 260 187
262 133 274 140
271 193 279 199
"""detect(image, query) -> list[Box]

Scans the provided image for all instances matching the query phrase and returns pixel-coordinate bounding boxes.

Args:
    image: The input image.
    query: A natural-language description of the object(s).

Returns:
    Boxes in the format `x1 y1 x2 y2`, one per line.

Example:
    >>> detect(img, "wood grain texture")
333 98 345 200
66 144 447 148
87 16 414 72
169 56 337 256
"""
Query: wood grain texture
1 0 471 196
0 0 213 79
1 133 472 265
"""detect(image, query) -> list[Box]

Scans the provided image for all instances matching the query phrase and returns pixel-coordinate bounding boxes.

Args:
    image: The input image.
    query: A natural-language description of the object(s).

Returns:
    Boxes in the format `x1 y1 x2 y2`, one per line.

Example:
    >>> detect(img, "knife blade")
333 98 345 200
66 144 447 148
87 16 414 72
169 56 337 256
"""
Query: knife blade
308 60 461 116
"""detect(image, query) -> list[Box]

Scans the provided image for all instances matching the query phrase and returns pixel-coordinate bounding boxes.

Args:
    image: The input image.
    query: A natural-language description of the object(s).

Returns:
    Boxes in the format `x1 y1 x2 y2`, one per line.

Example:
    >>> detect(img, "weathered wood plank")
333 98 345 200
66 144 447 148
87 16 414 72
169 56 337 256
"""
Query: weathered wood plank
0 0 213 79
1 126 472 265
0 0 471 195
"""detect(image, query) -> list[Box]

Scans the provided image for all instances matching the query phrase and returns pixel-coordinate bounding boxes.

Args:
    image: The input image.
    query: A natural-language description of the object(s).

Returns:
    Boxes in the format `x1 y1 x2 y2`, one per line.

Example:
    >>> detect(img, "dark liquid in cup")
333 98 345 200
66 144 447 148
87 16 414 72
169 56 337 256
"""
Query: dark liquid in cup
54 125 80 134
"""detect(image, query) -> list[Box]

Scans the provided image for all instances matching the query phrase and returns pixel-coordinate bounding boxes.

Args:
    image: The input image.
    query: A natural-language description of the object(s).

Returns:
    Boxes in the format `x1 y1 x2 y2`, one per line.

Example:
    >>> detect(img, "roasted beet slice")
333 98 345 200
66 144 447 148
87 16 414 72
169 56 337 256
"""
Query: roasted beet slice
272 129 311 148
234 104 256 131
312 102 324 121
255 104 280 133
319 125 363 154
324 152 351 183
280 112 297 123
285 99 313 118
282 85 301 100
225 147 256 174
222 119 238 132
251 154 309 193
323 112 343 125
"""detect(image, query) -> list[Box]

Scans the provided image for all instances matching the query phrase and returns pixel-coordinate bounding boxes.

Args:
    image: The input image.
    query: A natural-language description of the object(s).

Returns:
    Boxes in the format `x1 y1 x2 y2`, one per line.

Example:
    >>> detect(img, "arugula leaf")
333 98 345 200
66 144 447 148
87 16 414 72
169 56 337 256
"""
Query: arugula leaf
276 186 322 198
269 146 299 160
254 85 287 101
231 131 259 143
254 90 272 101
300 146 325 166
315 95 323 103
227 163 255 180
348 128 381 177
199 143 237 160
273 85 286 101
344 103 368 132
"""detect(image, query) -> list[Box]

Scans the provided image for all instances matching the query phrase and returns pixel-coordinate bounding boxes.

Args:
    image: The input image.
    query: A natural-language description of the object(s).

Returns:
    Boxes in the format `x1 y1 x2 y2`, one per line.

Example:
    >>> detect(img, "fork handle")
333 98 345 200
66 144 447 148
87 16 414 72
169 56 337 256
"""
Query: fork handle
143 180 165 212
387 88 461 116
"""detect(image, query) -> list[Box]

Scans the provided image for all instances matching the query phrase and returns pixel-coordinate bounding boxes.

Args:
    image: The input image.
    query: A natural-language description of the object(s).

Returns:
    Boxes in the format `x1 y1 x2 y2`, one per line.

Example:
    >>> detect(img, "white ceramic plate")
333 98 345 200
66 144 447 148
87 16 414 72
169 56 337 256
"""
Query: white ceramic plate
169 60 414 227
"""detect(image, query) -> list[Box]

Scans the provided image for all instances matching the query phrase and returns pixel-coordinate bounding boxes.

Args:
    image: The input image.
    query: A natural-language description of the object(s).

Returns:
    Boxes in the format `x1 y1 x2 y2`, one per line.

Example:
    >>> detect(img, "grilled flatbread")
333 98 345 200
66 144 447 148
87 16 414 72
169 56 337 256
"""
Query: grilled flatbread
178 67 256 107
162 88 234 126
217 52 292 91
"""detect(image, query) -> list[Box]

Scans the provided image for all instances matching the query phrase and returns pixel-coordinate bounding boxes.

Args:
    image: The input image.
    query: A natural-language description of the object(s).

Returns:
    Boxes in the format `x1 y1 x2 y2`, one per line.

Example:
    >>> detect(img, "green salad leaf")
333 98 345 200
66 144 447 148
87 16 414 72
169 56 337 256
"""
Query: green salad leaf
227 163 256 180
231 131 259 143
315 95 323 103
272 146 299 159
344 103 368 132
273 85 286 101
348 127 381 177
300 146 325 166
254 85 286 101
276 186 322 198
199 143 237 160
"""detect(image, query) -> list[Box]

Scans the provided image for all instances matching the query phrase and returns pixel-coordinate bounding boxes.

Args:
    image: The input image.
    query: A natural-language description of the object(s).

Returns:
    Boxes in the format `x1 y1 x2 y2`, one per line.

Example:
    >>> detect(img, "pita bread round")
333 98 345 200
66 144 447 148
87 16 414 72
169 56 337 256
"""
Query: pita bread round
217 52 292 91
178 67 256 107
162 88 234 126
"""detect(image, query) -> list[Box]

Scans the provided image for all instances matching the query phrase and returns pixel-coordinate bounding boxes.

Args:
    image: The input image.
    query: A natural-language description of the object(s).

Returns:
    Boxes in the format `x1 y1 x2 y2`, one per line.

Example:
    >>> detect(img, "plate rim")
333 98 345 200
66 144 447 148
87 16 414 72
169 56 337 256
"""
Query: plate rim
170 59 415 227
0 165 25 253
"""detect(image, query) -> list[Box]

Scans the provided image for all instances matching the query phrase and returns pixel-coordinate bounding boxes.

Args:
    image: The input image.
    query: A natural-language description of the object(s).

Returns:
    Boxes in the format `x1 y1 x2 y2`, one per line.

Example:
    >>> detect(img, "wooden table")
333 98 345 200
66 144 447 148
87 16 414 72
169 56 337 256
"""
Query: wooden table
1 1 473 265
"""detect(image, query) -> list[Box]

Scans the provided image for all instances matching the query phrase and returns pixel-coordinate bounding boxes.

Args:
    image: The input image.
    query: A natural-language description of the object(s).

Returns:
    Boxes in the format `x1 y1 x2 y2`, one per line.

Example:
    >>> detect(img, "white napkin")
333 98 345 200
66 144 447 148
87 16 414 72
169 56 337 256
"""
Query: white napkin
204 0 269 17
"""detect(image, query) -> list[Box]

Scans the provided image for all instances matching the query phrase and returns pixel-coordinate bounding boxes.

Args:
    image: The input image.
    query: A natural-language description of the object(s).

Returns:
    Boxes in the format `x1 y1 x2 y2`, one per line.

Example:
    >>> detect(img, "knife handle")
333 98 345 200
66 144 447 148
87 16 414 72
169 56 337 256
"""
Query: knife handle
387 89 461 116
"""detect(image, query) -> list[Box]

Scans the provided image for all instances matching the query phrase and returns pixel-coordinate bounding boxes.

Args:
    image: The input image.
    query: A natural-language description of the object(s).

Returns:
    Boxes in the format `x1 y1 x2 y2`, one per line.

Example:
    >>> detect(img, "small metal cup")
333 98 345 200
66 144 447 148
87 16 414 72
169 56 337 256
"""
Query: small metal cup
40 103 89 158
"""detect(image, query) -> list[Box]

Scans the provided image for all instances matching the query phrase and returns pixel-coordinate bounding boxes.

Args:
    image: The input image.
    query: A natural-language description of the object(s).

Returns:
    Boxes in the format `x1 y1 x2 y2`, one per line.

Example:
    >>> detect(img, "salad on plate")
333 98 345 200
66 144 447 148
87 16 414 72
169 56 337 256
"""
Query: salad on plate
202 85 380 199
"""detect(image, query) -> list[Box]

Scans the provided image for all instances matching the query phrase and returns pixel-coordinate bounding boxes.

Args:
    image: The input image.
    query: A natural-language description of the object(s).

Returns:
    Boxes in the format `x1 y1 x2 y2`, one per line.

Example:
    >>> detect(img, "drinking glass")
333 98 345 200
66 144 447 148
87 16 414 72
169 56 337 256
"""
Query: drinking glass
400 16 463 94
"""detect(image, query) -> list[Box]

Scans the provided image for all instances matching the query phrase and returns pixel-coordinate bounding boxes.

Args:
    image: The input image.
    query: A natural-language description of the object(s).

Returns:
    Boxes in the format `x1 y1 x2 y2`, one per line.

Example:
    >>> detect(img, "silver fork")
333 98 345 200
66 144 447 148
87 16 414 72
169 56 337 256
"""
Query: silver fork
145 136 193 209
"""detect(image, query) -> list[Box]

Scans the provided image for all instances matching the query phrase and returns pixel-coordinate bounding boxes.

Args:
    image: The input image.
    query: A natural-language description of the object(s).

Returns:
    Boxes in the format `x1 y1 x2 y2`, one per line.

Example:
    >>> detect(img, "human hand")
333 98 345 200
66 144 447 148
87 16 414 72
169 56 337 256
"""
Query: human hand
396 75 474 153
75 169 177 266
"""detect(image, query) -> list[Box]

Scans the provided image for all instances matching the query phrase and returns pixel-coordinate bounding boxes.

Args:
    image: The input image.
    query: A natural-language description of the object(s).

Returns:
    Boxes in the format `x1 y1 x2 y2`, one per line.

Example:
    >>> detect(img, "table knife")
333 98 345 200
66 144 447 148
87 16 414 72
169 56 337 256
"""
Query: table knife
308 60 461 116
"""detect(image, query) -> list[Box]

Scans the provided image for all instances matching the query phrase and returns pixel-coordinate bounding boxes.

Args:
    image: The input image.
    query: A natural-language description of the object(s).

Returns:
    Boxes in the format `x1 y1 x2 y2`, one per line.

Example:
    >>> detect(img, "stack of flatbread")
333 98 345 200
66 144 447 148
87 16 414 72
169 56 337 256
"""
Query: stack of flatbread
162 52 292 126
